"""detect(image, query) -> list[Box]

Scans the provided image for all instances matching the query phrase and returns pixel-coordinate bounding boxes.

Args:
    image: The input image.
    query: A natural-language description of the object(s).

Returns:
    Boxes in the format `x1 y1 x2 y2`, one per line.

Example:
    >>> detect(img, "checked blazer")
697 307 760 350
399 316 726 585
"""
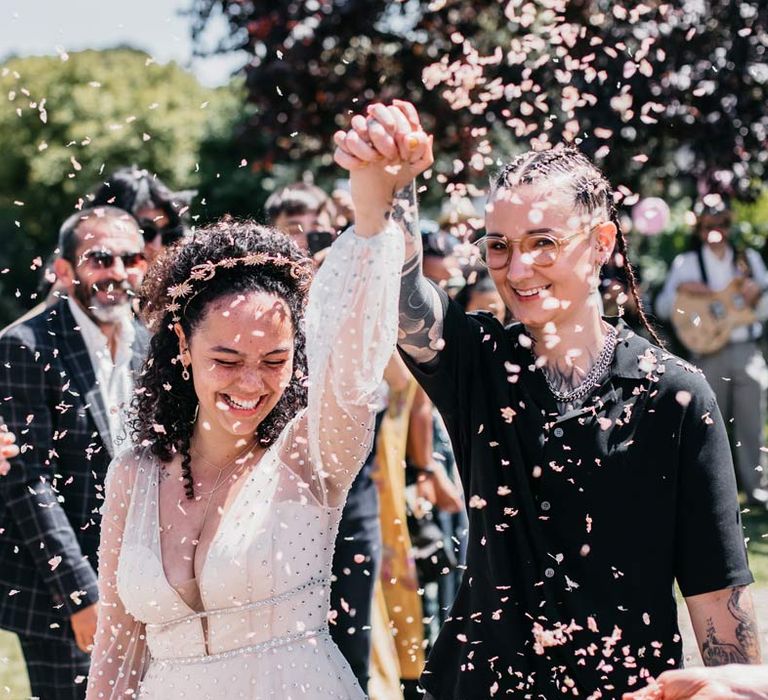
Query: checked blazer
0 298 148 641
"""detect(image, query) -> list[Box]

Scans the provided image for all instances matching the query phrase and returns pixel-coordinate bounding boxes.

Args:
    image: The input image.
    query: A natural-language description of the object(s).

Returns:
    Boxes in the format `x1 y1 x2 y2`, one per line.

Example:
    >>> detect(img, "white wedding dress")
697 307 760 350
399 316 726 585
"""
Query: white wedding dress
86 225 404 699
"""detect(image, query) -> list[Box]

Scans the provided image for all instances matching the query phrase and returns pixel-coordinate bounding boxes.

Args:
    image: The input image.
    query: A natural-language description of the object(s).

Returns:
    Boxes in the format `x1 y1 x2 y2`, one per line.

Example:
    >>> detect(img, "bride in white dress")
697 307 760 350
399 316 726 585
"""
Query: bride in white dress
86 217 404 699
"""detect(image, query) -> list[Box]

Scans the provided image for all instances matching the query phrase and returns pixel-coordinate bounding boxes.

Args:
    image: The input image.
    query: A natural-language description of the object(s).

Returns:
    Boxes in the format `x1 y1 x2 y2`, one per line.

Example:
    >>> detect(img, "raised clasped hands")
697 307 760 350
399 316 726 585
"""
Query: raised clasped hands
333 100 433 236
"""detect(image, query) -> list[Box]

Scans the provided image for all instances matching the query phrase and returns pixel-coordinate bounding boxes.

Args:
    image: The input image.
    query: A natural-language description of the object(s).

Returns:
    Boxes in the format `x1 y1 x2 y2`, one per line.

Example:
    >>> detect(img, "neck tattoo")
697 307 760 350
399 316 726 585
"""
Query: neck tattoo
540 326 618 404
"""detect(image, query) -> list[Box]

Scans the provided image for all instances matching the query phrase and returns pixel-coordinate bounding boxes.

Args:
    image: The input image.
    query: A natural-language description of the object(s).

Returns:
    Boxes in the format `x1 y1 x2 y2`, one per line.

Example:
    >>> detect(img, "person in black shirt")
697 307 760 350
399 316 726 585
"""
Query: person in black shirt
332 100 761 699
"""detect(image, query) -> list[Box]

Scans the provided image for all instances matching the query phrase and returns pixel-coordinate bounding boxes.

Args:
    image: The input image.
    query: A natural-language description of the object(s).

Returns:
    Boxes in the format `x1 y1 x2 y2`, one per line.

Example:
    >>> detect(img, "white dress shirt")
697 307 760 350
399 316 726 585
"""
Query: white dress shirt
655 245 768 344
67 298 136 451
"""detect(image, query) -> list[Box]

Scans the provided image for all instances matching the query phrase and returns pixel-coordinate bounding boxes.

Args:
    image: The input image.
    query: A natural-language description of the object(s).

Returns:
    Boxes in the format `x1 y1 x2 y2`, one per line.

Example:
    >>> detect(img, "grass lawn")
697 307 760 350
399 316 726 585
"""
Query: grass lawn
0 632 27 699
743 502 768 585
0 507 765 698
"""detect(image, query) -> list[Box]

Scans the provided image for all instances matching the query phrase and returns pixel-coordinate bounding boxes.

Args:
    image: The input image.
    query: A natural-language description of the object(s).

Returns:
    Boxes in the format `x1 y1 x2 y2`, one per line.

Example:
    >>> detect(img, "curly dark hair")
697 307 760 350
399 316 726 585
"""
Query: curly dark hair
131 218 312 499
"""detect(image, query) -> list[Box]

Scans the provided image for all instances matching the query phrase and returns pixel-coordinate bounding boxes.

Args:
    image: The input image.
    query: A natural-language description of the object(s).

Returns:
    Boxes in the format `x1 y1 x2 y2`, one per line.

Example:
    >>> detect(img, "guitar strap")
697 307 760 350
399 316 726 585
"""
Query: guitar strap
697 245 757 342
695 247 709 286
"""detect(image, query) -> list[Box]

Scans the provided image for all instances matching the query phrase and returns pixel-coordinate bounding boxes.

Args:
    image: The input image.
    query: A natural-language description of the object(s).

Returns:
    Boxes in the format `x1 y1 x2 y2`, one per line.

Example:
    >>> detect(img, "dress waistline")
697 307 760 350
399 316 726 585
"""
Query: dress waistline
146 576 327 630
150 628 329 666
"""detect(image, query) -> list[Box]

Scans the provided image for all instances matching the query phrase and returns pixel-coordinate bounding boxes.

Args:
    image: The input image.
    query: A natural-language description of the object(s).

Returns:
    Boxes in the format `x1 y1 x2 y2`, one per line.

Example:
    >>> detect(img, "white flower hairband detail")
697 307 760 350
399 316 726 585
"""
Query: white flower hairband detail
165 253 313 322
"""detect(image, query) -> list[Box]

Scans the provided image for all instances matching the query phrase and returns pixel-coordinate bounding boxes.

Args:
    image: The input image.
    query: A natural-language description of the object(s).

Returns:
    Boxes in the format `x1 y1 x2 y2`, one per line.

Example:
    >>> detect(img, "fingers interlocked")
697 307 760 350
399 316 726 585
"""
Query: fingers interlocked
333 100 432 172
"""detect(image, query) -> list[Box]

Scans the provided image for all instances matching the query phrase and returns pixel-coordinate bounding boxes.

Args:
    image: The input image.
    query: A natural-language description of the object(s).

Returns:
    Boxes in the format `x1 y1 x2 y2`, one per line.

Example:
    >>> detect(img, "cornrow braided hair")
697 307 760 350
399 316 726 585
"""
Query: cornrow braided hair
492 145 664 348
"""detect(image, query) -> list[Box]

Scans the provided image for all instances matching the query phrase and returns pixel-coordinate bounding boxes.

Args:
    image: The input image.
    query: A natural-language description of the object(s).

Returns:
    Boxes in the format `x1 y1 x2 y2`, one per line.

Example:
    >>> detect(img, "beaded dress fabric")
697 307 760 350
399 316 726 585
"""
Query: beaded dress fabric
86 226 404 699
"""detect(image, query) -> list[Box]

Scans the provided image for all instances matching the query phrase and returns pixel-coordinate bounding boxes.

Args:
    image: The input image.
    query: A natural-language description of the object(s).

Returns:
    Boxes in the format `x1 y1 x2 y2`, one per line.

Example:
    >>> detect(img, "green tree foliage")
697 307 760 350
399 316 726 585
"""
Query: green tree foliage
0 48 231 324
192 83 275 224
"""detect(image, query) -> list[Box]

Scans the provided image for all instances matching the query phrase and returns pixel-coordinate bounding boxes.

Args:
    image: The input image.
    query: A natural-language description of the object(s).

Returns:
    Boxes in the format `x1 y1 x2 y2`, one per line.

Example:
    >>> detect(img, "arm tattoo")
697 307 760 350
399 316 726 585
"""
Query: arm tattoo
392 182 445 366
701 586 761 665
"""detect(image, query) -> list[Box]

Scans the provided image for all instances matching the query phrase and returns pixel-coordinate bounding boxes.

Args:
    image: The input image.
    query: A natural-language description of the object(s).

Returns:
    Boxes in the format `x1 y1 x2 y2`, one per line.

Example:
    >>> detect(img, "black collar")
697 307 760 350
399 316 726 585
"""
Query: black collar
605 317 659 381
509 317 656 383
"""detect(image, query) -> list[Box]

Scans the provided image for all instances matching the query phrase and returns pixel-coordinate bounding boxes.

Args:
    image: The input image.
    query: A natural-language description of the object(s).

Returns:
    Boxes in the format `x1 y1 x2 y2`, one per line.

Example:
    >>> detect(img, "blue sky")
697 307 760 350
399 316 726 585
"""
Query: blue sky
0 0 245 86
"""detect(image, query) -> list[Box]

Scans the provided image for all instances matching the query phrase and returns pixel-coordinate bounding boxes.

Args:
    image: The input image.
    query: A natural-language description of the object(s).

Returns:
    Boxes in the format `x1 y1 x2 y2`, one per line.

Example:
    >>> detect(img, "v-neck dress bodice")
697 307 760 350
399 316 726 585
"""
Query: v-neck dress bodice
114 444 349 697
86 225 405 700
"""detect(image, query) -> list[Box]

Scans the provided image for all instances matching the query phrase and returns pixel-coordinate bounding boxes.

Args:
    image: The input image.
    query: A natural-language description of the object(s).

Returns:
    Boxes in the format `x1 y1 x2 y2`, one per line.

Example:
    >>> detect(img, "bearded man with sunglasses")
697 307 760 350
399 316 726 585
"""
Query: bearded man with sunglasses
0 206 149 699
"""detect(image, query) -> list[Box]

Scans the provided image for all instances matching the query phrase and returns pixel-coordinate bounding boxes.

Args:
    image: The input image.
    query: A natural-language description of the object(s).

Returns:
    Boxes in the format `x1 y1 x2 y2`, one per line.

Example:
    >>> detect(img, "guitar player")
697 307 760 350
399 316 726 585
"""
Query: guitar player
656 195 768 509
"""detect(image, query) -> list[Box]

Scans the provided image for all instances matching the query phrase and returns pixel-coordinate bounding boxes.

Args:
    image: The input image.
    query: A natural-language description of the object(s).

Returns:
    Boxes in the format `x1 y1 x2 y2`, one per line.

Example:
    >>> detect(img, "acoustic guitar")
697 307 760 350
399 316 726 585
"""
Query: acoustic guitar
671 278 756 355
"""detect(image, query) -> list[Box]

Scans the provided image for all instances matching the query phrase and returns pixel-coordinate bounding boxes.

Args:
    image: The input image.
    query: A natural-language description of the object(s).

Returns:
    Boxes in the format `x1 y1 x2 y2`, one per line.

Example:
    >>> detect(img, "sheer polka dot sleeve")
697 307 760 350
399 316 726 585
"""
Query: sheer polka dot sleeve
86 450 149 699
300 223 403 506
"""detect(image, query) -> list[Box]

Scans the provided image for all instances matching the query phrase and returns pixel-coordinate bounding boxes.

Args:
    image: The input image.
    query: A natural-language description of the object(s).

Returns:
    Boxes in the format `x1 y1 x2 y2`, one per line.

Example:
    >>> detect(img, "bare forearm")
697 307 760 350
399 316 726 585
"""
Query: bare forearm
688 586 762 666
383 351 410 393
406 386 434 467
392 183 445 365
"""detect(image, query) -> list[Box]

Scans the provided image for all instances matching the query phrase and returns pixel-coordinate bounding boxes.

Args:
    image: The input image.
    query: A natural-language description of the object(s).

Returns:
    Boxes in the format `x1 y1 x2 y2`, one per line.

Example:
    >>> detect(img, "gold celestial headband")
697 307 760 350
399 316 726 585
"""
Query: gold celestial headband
164 253 314 322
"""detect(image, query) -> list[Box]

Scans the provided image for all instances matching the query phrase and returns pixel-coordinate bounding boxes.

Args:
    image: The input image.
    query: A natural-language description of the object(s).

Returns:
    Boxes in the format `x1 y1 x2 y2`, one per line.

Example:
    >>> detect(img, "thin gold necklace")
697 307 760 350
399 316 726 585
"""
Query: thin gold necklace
190 441 257 497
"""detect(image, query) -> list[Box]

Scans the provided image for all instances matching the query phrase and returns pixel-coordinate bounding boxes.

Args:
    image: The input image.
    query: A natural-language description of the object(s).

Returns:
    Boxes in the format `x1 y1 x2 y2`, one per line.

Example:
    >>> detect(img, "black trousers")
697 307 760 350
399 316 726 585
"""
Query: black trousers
330 474 382 695
17 635 89 700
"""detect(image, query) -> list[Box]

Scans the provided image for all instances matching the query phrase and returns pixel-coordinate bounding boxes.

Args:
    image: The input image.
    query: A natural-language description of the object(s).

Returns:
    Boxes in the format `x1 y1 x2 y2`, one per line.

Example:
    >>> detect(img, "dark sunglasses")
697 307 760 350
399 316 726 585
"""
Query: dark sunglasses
84 250 146 269
700 215 732 230
139 220 185 246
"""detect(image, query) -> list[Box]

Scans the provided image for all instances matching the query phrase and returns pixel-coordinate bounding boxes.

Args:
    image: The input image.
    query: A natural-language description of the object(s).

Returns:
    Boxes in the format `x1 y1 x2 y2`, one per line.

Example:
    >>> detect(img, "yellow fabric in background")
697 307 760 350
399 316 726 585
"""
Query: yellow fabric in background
368 580 403 700
369 379 425 699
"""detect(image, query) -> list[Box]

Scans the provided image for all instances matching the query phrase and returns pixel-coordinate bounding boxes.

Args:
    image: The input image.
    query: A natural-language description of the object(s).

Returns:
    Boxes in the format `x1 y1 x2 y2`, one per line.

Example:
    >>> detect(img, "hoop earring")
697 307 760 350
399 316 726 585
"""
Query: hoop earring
182 367 190 381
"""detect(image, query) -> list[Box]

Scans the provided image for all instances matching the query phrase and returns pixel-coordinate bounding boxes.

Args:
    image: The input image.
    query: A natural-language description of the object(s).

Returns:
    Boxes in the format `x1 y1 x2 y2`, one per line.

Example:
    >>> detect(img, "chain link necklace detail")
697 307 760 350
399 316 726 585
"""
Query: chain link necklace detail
542 326 618 404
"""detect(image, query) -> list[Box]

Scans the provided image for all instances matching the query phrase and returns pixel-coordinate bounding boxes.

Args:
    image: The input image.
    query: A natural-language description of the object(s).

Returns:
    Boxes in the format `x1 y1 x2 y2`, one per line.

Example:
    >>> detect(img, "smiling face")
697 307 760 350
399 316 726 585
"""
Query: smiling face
484 182 616 332
176 291 296 446
54 215 146 326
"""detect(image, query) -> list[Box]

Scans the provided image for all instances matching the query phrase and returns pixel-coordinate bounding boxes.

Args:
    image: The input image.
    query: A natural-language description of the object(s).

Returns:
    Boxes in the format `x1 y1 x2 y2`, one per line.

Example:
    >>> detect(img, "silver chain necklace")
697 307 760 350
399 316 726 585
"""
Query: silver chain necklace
542 326 618 404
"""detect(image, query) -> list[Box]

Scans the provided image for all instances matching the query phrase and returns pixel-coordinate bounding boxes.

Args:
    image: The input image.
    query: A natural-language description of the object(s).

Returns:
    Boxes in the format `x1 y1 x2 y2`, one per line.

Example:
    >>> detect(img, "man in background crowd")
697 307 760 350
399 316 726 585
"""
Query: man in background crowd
0 207 148 699
265 181 337 257
655 195 768 508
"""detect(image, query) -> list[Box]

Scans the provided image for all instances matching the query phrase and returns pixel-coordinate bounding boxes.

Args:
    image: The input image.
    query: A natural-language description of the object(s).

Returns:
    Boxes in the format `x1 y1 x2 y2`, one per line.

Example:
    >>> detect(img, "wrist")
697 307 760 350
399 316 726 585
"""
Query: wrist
354 209 391 238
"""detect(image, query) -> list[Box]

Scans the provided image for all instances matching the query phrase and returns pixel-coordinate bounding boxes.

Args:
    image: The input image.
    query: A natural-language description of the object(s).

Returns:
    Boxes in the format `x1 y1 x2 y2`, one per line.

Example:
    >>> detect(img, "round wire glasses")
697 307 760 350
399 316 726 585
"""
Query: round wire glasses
476 226 598 269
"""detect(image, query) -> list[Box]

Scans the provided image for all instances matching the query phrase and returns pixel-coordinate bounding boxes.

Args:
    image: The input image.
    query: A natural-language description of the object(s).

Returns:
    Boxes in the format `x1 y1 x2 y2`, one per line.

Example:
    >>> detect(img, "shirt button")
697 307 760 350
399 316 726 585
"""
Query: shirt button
544 568 555 578
553 427 564 438
541 501 551 511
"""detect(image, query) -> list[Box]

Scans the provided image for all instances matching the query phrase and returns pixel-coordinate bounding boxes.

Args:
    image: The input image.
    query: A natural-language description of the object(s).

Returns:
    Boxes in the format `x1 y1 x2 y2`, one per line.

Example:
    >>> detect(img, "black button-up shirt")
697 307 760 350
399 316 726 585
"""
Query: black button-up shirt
402 292 752 699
